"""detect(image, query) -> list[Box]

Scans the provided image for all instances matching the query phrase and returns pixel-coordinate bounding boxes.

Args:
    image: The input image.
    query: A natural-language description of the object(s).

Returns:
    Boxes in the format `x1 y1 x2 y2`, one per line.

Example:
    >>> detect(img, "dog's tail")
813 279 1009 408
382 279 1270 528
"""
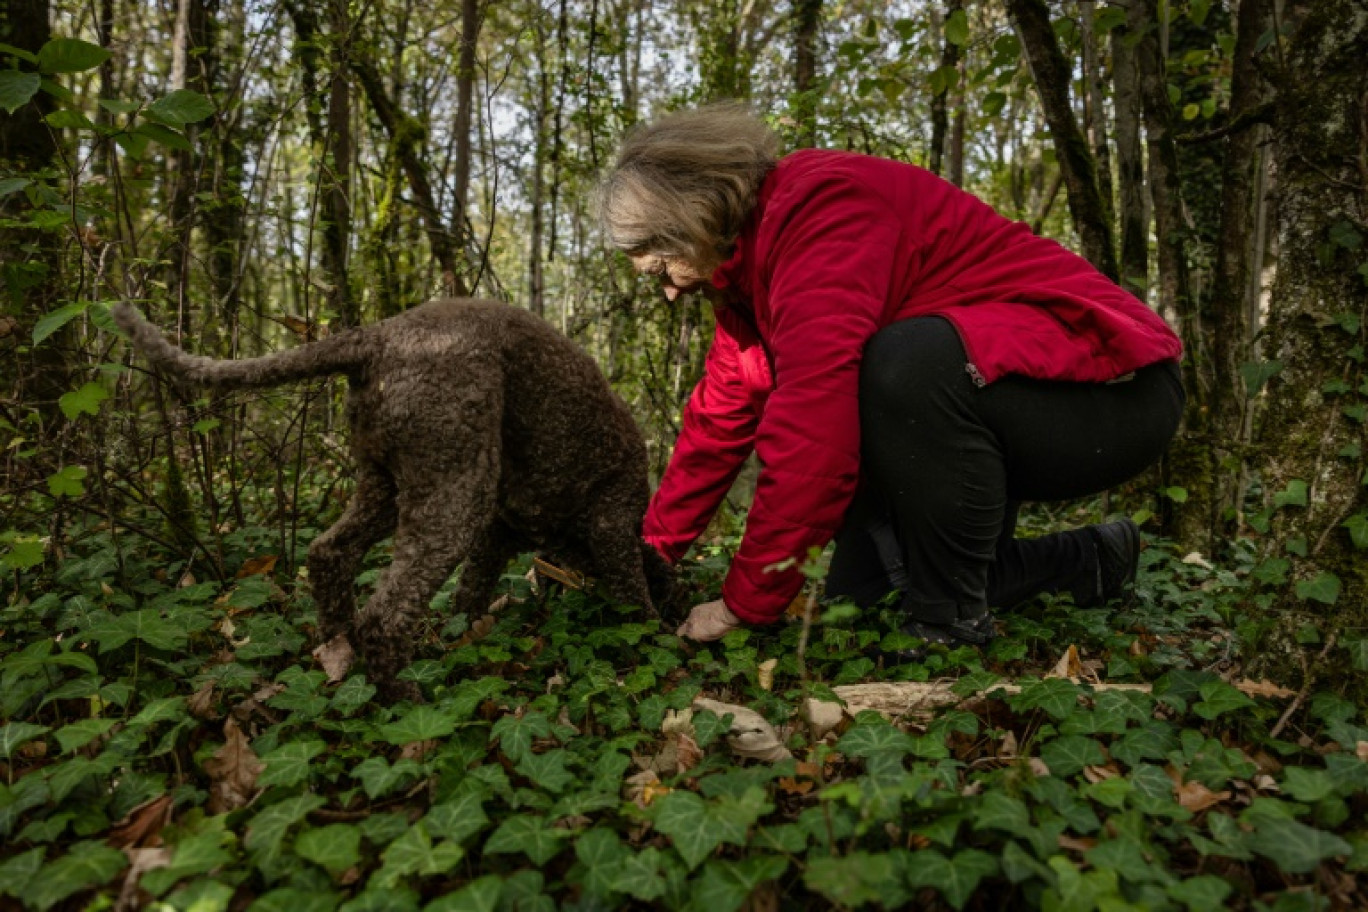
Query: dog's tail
113 302 374 390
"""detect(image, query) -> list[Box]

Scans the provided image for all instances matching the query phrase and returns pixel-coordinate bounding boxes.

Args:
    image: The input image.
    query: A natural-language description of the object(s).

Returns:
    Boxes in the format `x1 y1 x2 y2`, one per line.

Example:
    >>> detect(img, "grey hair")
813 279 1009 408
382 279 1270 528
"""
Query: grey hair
600 104 780 271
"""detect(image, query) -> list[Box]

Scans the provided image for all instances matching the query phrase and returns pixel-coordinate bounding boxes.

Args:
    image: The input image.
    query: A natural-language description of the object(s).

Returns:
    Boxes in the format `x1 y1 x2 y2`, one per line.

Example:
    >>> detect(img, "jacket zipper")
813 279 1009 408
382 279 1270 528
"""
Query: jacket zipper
941 314 988 388
965 363 986 388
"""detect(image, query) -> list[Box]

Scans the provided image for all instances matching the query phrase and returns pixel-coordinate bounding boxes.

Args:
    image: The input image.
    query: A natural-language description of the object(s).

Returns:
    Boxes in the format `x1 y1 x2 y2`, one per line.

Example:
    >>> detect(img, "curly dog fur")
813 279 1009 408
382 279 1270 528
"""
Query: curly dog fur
114 299 672 702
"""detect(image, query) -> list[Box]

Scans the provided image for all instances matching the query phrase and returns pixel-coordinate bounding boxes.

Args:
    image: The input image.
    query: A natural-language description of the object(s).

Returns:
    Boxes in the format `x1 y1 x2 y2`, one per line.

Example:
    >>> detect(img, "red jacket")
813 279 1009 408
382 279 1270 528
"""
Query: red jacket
645 150 1182 624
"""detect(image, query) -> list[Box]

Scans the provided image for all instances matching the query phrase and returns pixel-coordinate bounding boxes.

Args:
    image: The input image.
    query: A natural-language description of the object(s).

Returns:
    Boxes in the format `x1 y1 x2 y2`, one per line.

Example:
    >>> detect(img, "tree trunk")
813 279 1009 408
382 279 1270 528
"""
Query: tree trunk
792 0 822 146
1251 0 1367 694
1077 0 1115 230
1006 0 1119 280
1111 5 1148 298
322 0 354 324
1206 0 1274 530
927 0 962 178
528 15 549 317
165 0 212 337
452 0 481 293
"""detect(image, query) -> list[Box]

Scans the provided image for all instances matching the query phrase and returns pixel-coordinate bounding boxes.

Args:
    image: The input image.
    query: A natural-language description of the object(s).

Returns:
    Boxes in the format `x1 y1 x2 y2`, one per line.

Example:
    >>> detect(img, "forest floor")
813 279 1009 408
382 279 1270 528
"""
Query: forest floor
1 502 1366 911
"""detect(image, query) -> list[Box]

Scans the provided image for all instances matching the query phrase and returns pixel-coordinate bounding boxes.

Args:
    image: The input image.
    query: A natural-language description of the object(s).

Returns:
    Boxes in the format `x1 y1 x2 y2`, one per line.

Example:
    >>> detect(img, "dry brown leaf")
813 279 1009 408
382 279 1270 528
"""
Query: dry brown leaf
1181 551 1214 569
107 794 173 849
794 760 822 779
313 634 356 684
1057 834 1098 852
1047 645 1083 680
1172 775 1230 813
456 614 497 647
675 733 704 773
661 708 695 736
800 699 845 741
398 739 439 761
1082 764 1120 784
741 880 781 912
19 740 47 760
533 557 586 590
1358 742 1368 763
623 770 664 808
0 316 18 339
1028 758 1051 778
203 718 263 814
1129 639 1148 657
114 846 172 912
236 555 279 578
997 731 1019 759
777 776 814 796
756 658 778 692
188 681 219 721
1233 678 1297 699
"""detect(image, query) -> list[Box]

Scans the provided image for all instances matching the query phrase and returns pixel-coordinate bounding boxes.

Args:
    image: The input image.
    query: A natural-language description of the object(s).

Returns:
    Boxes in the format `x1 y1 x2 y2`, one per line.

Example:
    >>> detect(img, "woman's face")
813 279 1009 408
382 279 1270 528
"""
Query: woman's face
629 253 712 302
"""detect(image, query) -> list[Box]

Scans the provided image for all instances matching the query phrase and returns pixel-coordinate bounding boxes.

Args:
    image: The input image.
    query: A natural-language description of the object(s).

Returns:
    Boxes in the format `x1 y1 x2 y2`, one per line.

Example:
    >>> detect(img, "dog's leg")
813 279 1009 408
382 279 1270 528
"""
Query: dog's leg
447 521 520 618
586 482 656 617
354 482 498 703
306 464 398 643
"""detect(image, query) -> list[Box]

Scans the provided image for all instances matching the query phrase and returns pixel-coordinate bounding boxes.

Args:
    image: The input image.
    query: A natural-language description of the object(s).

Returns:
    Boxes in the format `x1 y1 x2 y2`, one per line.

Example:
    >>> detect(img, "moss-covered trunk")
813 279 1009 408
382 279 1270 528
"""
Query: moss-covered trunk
1250 0 1368 690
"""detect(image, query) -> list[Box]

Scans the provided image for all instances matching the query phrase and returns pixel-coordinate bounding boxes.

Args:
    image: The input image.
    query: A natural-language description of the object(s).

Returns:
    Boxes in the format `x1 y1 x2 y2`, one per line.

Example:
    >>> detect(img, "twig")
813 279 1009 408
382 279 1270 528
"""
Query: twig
1269 633 1337 739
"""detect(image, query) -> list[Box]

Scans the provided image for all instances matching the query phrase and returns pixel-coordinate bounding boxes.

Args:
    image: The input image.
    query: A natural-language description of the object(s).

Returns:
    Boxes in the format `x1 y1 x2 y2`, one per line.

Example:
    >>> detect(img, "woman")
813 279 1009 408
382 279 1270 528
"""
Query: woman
601 106 1184 646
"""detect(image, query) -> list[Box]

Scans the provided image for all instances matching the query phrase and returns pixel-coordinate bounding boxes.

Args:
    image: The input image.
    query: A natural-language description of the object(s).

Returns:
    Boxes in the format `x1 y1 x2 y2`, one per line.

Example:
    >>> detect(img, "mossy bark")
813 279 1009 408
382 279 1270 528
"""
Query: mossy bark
1249 0 1368 692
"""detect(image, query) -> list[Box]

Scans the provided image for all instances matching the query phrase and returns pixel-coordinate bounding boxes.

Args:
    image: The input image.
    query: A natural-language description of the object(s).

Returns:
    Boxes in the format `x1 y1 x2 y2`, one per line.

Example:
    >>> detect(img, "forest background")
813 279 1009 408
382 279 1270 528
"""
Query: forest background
1 0 1367 907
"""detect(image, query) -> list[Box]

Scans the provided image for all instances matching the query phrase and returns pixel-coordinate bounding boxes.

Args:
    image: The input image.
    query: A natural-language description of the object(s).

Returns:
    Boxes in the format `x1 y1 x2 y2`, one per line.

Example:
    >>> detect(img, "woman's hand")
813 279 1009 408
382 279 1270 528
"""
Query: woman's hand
676 599 744 642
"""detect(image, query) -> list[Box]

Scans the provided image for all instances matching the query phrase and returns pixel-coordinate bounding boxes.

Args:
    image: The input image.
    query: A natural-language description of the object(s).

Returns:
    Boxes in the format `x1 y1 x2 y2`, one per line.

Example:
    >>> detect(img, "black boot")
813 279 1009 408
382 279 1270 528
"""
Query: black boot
1087 518 1141 606
897 608 996 661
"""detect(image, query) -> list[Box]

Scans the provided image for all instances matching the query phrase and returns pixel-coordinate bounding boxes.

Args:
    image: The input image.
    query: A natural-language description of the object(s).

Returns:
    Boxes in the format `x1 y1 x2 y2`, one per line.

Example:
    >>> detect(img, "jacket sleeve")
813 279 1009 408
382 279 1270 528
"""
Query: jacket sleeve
721 179 902 624
644 318 761 563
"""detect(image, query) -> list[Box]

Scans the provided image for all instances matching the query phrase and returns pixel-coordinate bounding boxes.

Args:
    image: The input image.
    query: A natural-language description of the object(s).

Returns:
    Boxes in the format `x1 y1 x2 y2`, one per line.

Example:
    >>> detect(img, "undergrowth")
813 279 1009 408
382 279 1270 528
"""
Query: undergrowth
1 512 1366 911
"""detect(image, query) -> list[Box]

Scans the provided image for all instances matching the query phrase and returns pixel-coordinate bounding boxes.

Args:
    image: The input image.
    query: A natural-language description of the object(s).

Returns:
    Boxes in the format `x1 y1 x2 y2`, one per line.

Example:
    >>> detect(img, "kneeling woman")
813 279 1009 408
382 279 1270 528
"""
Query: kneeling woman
601 105 1184 647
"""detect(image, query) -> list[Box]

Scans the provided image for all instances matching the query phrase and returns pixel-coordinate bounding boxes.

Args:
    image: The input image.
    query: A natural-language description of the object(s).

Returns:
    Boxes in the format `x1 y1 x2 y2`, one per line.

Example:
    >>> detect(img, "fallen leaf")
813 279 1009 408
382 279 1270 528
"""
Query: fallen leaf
1058 834 1098 852
1181 551 1214 569
777 777 814 796
692 697 792 762
1358 742 1368 763
623 770 664 808
997 731 1019 759
114 846 172 912
784 593 814 619
1253 774 1280 792
1082 764 1120 784
236 555 278 578
533 557 586 590
675 733 703 773
313 634 356 684
203 719 263 814
661 708 695 736
1233 678 1297 699
398 739 439 761
107 794 173 849
1169 769 1230 813
456 614 497 647
188 681 219 720
1047 645 1083 680
756 658 778 692
1028 758 1051 778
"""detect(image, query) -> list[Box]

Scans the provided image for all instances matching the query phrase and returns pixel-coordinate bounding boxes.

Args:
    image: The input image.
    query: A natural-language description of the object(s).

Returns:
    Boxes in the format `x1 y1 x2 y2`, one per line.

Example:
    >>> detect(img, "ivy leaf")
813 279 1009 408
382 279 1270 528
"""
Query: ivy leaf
1166 874 1232 910
576 827 630 896
1039 735 1106 778
19 843 124 910
1192 680 1255 720
803 850 910 908
145 88 214 126
491 711 551 762
244 793 326 872
295 824 360 875
652 787 770 870
37 38 111 73
608 846 670 901
1272 479 1308 508
52 718 115 754
0 847 43 899
1281 766 1336 803
129 696 188 727
1010 678 1081 720
352 756 421 800
515 748 575 794
378 823 463 884
835 720 913 758
375 704 458 745
139 830 236 895
256 740 326 789
426 790 489 845
1294 572 1341 605
331 677 376 715
1344 514 1368 549
133 122 190 151
424 874 502 912
973 791 1032 836
1 536 44 570
905 848 999 910
691 856 788 912
0 70 41 114
483 814 568 866
0 722 49 761
1247 816 1353 874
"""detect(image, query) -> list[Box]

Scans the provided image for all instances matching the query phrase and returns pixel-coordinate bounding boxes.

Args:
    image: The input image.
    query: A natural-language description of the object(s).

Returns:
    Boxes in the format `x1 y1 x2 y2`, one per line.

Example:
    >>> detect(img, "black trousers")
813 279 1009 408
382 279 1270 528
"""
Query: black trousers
825 316 1185 624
